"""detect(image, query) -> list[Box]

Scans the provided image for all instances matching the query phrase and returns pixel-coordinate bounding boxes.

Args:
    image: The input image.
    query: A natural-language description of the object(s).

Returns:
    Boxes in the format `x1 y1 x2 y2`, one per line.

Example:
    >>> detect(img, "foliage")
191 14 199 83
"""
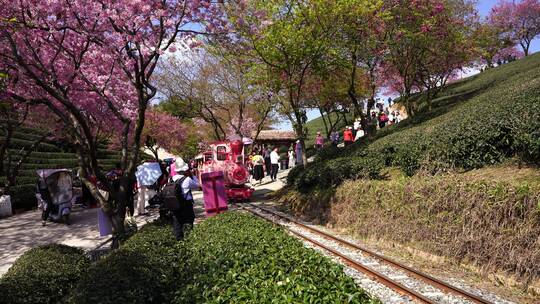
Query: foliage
155 48 274 142
0 244 90 304
0 125 134 211
289 52 540 190
70 224 182 304
141 110 188 158
225 0 339 165
0 0 226 240
70 213 377 303
292 155 383 192
327 166 540 283
383 0 478 115
490 0 540 56
173 212 376 303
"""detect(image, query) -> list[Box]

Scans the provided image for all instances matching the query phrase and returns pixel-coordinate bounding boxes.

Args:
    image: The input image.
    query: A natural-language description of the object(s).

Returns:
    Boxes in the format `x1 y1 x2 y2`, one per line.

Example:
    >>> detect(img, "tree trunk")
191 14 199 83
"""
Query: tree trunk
0 125 13 176
5 133 48 193
318 107 330 138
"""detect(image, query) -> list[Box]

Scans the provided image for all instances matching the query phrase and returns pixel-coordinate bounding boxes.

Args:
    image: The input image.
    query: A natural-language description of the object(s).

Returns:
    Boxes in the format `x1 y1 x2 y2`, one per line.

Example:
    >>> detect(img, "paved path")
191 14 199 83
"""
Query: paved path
0 192 206 277
0 167 291 277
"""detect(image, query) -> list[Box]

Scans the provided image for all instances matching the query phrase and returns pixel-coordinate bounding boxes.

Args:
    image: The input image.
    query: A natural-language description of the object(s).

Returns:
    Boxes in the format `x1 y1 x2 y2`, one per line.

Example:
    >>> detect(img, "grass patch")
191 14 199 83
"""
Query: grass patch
281 164 540 285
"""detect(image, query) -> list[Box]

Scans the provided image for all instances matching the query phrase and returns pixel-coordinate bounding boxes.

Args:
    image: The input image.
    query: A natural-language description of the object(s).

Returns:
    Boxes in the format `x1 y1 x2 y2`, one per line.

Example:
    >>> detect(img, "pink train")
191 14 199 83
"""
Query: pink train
196 139 254 202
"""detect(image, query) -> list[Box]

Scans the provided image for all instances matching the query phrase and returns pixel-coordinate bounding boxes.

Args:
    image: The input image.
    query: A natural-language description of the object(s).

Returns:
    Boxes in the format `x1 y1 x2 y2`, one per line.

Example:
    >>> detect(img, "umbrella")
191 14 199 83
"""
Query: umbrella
135 162 162 186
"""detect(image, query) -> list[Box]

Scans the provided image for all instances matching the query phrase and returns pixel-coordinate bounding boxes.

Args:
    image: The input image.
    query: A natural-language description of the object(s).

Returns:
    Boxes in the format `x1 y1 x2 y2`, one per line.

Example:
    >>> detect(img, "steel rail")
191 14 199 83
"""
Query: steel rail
239 205 435 304
243 203 493 304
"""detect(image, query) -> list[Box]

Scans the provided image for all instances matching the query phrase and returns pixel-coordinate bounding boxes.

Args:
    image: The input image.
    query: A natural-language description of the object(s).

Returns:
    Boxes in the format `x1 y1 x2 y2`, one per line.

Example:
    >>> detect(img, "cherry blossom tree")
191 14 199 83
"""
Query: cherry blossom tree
474 18 516 68
142 110 188 160
383 0 477 116
328 0 386 134
0 0 224 245
490 0 540 56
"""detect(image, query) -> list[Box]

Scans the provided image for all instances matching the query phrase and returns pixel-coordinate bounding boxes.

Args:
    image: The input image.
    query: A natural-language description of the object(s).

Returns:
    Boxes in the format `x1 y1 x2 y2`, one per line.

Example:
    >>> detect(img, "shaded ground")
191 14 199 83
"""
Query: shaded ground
0 167 289 277
0 192 208 277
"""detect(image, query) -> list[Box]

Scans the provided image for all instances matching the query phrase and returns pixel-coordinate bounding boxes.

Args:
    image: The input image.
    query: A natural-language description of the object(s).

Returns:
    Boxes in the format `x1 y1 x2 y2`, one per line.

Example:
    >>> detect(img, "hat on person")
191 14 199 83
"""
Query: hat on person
174 157 189 172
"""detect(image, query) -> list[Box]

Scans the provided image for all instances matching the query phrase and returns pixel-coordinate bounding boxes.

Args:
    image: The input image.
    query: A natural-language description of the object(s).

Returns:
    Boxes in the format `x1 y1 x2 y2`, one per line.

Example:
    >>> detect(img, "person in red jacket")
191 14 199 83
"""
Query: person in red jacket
343 127 354 146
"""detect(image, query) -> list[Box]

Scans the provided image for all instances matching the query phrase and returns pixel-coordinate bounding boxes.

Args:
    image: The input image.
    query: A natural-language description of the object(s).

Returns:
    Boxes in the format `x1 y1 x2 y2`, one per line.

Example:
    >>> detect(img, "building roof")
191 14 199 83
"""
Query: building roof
254 130 296 141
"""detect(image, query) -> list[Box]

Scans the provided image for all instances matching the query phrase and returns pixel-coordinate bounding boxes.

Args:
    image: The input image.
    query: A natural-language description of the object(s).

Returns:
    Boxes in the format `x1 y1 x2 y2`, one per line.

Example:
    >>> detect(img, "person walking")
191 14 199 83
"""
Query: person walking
378 112 389 128
263 146 272 177
164 157 199 240
288 148 295 168
314 131 324 150
136 179 150 216
270 147 280 182
295 140 303 166
343 127 354 146
251 151 265 185
353 118 361 139
330 130 339 146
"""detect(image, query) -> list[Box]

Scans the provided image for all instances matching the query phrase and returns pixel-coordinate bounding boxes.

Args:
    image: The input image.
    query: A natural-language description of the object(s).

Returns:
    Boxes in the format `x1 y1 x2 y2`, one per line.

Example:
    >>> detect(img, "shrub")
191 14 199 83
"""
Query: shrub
69 224 182 304
0 244 90 304
173 212 375 303
286 164 304 186
294 156 383 192
328 167 540 283
9 184 37 207
2 137 61 152
70 213 376 304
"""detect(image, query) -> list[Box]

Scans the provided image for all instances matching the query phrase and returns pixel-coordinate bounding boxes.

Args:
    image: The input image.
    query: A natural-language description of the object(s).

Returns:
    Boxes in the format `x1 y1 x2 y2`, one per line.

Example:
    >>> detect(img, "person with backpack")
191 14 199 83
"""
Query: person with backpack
160 157 200 240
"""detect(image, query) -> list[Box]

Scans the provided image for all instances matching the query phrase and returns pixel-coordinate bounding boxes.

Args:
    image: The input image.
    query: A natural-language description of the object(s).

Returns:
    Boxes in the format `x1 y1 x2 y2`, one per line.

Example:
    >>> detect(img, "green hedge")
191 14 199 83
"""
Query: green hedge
0 244 90 304
291 155 383 192
0 176 36 185
0 130 46 142
22 151 78 159
9 184 37 211
174 212 374 303
3 162 72 170
71 213 376 304
2 137 61 152
69 224 182 304
21 158 78 166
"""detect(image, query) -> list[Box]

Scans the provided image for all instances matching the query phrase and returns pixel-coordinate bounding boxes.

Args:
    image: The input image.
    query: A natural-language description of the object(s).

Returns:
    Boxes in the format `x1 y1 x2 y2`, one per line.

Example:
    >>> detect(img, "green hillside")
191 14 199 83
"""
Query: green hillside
296 52 540 191
283 53 540 288
0 127 129 212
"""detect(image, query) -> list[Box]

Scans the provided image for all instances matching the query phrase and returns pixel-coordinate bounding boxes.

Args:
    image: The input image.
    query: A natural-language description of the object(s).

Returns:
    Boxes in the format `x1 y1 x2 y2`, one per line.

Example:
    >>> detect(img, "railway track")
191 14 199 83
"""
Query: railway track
239 203 495 304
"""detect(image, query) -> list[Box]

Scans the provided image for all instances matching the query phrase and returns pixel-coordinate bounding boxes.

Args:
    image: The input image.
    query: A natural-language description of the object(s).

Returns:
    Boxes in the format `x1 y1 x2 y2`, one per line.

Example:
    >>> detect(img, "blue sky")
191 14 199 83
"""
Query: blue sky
275 1 539 130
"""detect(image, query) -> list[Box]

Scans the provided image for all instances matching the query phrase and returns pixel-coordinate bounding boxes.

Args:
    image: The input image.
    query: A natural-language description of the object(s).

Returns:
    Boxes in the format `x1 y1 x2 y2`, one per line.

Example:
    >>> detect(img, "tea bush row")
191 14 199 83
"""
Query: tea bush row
71 213 376 303
291 53 540 191
173 212 375 303
0 244 90 304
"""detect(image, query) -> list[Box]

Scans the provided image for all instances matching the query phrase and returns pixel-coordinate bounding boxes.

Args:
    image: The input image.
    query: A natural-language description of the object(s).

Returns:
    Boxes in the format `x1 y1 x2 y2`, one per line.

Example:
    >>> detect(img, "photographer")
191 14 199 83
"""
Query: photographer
161 157 199 240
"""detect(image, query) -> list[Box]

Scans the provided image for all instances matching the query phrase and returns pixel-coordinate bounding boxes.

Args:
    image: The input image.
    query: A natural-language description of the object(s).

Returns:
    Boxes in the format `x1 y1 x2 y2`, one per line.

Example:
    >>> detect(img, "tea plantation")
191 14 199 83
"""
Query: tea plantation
0 212 379 304
0 126 127 212
294 52 540 191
